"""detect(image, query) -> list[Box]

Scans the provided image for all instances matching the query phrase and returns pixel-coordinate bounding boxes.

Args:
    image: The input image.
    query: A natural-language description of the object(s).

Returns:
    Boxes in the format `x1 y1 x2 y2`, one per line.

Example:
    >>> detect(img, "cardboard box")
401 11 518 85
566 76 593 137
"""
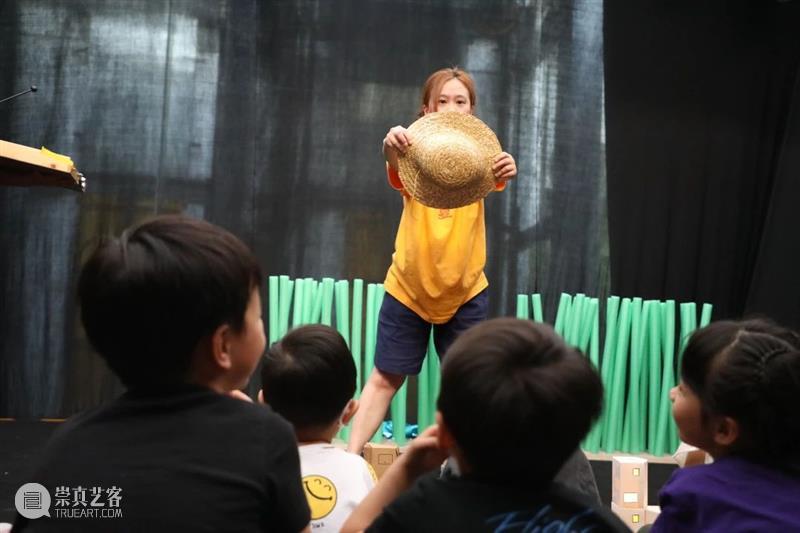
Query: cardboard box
612 456 648 508
611 502 645 528
362 442 400 479
645 505 661 524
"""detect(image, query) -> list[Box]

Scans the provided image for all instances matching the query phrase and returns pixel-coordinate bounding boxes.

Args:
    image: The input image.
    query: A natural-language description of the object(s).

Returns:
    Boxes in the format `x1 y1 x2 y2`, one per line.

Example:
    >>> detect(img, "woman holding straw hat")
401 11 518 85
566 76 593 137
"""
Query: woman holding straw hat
347 67 517 454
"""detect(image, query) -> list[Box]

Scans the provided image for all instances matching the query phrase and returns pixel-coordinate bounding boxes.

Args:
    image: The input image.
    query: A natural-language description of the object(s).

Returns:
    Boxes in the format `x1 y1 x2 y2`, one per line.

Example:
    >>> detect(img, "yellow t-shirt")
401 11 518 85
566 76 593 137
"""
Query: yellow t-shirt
383 166 504 324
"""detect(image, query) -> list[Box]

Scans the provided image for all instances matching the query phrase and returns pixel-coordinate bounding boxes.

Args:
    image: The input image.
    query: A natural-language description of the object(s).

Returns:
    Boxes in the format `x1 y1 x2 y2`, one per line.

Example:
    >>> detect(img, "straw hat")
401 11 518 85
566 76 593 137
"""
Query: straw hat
397 111 502 209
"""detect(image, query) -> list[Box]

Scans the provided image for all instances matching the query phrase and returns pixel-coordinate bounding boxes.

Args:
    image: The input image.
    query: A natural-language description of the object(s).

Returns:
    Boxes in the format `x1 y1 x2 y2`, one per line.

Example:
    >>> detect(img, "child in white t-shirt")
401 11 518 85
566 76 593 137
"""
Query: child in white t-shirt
261 325 376 531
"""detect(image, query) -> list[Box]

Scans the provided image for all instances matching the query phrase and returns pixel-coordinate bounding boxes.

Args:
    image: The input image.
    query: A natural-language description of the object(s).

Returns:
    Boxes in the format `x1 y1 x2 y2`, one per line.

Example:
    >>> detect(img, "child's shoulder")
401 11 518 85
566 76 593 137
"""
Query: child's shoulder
300 444 375 478
301 443 370 464
665 459 723 489
664 456 795 496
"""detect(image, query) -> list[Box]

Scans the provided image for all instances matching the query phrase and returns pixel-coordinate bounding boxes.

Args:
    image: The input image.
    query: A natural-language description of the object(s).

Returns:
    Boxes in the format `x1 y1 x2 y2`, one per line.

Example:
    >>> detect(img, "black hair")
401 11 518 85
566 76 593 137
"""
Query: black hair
437 318 603 487
681 319 800 470
261 325 356 430
78 215 262 388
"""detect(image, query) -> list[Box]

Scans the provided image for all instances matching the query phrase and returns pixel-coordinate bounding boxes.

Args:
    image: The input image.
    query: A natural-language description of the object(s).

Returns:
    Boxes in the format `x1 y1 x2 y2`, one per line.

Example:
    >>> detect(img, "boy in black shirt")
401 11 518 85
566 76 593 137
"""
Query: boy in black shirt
14 215 310 532
342 318 628 533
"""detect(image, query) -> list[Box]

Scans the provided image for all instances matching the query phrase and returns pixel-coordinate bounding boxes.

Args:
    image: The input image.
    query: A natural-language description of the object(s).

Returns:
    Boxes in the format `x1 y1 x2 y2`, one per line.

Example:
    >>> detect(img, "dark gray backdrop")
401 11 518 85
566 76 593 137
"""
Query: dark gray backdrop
0 0 607 417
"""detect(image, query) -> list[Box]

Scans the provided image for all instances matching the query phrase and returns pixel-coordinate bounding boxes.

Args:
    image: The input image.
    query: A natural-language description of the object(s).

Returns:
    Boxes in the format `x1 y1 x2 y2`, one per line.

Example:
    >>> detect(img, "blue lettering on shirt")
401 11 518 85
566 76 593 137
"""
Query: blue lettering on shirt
486 505 599 533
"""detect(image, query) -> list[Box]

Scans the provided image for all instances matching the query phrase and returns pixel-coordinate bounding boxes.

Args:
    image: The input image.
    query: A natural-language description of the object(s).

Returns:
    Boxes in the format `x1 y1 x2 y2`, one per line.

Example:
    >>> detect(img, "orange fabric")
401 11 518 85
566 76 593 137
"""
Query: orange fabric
383 164 500 323
387 164 404 191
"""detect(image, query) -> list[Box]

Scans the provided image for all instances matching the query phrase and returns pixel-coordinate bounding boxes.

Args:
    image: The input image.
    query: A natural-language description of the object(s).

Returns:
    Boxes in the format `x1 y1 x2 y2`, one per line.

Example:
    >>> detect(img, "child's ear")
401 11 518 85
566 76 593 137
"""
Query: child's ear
712 416 740 447
257 389 265 404
435 411 456 452
341 399 359 425
210 323 234 370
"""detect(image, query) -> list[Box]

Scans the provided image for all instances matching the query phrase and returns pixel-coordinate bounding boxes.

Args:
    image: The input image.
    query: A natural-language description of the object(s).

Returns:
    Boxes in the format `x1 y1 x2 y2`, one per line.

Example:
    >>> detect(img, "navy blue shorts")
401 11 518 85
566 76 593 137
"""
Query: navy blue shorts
374 290 489 376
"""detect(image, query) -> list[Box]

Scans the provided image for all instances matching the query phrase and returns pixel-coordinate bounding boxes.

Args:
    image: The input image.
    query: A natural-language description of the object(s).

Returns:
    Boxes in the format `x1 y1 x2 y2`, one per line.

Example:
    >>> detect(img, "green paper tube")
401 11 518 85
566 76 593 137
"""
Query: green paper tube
584 308 603 452
634 301 652 452
362 284 380 443
364 284 377 380
679 302 696 351
646 301 663 453
588 300 600 369
554 293 573 338
622 298 643 452
578 299 598 354
334 281 342 338
376 284 386 311
606 298 632 452
671 302 696 451
423 332 442 429
391 379 408 446
601 297 621 384
268 276 280 344
676 303 694 378
370 285 384 443
343 280 352 346
305 278 319 324
351 279 364 394
320 278 335 327
598 296 620 451
567 294 586 348
699 303 713 328
335 280 351 347
634 299 649 452
338 268 356 442
308 281 322 324
638 308 650 453
575 298 592 357
516 294 530 319
428 339 442 407
278 276 293 338
360 282 378 443
313 279 324 323
680 302 697 452
292 278 305 327
654 301 676 456
283 279 295 334
333 282 342 333
531 294 544 323
417 346 431 432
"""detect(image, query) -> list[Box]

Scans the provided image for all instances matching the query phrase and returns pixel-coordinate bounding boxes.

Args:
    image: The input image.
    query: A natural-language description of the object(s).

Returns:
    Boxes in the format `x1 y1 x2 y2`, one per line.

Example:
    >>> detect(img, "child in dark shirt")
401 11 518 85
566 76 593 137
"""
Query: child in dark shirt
343 318 628 533
15 215 310 533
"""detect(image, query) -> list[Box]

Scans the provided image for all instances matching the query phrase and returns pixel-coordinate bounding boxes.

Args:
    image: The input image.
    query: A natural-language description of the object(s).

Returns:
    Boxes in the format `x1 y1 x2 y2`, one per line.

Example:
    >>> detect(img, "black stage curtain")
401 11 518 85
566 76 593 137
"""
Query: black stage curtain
0 0 607 417
604 1 800 329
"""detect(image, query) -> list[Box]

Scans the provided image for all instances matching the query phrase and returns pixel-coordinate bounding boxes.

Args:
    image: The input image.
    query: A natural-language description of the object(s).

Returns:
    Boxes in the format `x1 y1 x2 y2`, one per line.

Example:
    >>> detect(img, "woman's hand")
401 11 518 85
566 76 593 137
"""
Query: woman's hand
383 126 412 171
383 125 413 155
492 152 517 183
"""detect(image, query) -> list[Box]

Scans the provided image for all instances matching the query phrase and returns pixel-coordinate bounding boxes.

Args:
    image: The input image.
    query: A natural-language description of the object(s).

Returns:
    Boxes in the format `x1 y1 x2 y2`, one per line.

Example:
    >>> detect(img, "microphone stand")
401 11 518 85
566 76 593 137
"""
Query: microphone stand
0 85 38 104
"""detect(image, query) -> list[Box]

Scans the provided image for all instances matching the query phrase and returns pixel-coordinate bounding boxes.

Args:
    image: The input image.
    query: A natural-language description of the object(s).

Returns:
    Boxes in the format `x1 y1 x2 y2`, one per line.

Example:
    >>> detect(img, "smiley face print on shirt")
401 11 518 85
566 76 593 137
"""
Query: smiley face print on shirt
302 475 337 519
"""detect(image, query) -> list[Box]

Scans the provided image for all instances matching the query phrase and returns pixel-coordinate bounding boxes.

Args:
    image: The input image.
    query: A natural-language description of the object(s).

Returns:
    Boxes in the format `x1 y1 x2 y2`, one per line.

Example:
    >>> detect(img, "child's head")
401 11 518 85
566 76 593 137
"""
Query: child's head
436 318 603 486
673 319 800 468
260 325 357 437
78 215 264 391
419 67 476 116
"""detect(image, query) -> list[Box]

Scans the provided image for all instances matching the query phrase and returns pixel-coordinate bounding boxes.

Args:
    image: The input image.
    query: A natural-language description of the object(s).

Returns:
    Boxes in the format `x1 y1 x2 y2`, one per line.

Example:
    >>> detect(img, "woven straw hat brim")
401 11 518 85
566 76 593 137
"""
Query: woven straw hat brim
397 112 501 209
